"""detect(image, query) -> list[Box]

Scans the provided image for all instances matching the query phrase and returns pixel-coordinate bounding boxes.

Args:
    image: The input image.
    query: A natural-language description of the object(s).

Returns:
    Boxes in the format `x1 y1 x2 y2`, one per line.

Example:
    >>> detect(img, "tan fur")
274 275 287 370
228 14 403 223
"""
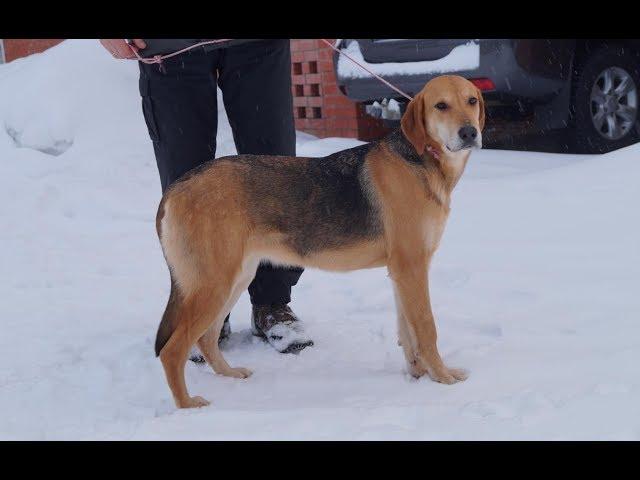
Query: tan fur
156 75 484 408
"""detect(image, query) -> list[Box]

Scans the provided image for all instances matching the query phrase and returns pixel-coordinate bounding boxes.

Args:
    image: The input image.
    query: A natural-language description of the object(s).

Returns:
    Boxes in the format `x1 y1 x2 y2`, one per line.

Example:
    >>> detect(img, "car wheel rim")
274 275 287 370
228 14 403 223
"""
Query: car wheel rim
590 66 638 141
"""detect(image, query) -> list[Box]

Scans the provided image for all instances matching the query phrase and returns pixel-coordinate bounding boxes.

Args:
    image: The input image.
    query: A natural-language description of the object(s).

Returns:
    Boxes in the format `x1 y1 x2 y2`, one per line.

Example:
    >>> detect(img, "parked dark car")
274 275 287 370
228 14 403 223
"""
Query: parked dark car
333 39 640 153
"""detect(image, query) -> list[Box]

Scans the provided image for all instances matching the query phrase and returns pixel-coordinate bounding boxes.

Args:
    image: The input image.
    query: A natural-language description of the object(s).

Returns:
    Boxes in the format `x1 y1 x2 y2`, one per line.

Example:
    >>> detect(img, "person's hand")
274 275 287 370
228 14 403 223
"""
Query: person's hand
99 39 146 59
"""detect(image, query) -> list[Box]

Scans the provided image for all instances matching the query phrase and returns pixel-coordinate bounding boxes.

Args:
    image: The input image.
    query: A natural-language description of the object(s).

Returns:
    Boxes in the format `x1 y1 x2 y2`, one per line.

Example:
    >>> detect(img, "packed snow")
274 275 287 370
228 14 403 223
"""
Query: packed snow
337 40 480 79
1 40 639 440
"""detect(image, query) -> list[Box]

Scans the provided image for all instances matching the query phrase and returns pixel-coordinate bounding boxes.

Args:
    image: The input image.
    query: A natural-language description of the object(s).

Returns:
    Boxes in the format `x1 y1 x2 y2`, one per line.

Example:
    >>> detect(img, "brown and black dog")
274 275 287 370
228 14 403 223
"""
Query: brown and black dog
154 75 485 408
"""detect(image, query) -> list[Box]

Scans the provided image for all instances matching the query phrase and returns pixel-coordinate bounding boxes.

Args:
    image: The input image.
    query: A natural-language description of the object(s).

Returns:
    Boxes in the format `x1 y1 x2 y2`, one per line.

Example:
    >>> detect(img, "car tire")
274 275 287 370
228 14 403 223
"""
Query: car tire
570 45 640 153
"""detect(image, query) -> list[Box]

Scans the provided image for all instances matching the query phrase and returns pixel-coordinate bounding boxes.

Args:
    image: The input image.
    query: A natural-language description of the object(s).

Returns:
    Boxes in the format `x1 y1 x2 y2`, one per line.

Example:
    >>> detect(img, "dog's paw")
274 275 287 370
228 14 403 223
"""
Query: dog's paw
407 359 428 378
179 396 211 409
427 366 468 384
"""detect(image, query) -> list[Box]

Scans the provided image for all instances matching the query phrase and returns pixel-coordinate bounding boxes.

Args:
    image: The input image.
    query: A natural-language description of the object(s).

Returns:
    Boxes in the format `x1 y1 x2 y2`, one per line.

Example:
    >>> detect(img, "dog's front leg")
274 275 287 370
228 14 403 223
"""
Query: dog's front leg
389 252 467 384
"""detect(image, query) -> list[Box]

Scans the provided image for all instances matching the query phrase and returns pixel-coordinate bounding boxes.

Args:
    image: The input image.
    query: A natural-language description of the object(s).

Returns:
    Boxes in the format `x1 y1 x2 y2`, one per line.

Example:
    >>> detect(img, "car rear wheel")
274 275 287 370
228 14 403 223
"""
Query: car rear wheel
571 45 640 153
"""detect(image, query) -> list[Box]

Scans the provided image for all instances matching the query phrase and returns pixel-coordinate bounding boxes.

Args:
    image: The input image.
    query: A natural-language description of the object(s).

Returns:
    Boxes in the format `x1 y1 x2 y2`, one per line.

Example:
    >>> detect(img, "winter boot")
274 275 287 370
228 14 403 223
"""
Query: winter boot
251 304 314 353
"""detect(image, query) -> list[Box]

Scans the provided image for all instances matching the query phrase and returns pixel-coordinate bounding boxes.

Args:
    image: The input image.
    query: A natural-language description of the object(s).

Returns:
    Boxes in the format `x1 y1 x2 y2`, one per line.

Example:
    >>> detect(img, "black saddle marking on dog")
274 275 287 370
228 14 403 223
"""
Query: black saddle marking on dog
235 141 384 256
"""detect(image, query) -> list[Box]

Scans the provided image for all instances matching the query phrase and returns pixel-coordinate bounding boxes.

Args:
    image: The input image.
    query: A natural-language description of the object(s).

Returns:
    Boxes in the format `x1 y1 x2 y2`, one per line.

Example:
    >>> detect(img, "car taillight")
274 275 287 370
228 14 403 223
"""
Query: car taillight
469 78 495 91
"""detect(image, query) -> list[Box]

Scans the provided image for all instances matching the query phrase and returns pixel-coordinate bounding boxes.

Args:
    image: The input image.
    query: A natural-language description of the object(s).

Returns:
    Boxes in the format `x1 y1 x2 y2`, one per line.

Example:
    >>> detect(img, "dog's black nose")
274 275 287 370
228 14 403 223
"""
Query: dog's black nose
458 125 478 142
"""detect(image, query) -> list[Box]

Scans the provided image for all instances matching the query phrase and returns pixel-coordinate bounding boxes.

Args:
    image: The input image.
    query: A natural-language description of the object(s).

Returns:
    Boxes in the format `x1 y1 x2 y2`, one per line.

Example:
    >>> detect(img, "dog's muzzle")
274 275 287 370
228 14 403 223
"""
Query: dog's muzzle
458 125 480 148
447 125 482 151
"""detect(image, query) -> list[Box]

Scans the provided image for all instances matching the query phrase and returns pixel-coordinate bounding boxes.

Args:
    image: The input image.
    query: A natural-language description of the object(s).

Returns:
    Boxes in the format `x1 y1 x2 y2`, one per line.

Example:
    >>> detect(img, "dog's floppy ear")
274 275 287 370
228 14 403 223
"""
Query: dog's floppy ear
476 87 486 131
401 94 428 155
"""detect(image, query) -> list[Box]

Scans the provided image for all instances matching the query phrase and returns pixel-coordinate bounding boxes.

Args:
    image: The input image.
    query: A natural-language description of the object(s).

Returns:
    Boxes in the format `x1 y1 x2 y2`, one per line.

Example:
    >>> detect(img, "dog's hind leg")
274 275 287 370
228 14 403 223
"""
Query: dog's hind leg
197 258 260 379
159 286 236 408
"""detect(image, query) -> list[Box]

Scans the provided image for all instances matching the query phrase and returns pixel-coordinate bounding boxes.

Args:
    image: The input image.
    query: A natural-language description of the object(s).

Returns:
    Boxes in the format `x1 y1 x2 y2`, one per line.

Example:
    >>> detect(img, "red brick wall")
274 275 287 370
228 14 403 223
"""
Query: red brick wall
3 39 64 62
290 39 390 141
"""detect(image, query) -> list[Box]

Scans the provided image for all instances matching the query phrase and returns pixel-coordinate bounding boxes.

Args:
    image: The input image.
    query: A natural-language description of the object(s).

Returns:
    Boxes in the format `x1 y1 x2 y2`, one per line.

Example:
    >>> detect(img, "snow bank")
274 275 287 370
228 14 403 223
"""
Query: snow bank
1 40 639 440
337 40 480 79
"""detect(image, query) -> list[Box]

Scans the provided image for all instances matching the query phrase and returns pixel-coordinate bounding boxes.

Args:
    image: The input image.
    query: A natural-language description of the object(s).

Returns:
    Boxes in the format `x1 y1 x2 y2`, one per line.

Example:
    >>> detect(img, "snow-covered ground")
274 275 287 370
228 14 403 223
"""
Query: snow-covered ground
1 40 639 440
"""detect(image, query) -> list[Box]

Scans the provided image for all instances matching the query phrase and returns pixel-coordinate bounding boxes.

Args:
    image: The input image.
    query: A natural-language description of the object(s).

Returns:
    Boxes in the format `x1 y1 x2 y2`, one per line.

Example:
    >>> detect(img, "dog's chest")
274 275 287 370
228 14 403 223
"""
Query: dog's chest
422 209 448 252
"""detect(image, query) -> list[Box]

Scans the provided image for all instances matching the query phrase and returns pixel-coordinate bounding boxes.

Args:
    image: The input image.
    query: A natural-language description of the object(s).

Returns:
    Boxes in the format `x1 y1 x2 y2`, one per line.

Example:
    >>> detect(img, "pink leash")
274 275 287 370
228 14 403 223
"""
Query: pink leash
125 39 233 64
124 39 414 101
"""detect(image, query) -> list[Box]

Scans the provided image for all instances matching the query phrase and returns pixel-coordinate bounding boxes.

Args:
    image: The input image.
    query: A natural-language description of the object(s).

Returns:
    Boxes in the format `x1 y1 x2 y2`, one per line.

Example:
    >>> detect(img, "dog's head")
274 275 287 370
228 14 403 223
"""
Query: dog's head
401 75 485 157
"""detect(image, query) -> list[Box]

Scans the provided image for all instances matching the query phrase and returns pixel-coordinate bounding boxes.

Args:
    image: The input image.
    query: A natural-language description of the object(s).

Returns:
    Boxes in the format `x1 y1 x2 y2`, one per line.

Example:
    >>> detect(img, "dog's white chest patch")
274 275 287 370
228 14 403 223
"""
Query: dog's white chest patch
424 217 446 251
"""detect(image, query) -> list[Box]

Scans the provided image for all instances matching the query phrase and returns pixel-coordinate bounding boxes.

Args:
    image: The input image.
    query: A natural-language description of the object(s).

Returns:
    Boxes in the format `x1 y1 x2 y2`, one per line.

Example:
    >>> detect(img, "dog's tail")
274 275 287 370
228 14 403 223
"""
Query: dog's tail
154 195 180 357
155 275 180 356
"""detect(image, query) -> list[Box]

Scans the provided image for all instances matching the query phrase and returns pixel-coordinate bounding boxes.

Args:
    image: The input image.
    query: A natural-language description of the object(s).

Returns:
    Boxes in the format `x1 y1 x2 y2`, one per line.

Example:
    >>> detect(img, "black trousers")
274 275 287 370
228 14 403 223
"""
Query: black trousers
139 39 303 306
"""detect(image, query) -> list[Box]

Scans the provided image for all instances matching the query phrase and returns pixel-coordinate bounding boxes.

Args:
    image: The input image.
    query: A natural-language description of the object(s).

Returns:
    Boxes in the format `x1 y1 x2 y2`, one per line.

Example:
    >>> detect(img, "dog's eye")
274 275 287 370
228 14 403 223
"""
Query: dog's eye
435 102 448 110
469 97 478 105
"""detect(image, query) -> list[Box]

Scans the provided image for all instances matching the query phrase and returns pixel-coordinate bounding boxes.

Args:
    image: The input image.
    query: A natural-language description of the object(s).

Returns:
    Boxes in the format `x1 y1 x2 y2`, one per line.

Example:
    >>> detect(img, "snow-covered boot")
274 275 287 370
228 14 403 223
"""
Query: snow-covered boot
189 314 231 363
251 304 314 353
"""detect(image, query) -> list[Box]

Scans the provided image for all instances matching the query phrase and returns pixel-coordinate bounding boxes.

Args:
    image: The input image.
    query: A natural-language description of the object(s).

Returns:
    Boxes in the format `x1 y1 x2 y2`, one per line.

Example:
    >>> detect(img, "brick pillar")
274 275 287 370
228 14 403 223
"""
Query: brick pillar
2 39 64 62
290 39 390 141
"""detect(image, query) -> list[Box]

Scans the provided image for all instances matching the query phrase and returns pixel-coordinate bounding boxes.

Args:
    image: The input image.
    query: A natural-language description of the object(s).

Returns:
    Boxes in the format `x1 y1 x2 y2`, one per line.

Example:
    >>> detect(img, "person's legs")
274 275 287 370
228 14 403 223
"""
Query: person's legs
139 49 220 191
139 49 231 358
218 40 311 353
218 39 303 305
